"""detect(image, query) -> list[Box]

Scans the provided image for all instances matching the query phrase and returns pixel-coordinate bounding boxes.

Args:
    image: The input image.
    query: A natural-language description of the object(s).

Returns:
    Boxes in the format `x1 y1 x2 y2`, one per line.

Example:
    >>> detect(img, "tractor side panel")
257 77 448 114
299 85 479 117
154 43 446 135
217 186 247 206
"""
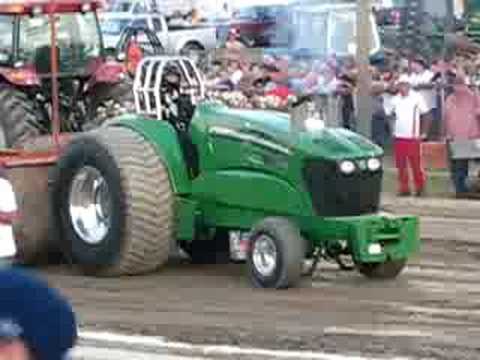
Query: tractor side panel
111 116 191 194
191 169 310 220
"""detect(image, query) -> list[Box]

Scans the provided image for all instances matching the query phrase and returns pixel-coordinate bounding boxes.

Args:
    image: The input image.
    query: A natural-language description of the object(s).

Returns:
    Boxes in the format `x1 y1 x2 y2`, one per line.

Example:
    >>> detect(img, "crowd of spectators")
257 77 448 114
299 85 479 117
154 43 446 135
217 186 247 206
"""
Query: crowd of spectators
199 39 480 197
203 34 480 147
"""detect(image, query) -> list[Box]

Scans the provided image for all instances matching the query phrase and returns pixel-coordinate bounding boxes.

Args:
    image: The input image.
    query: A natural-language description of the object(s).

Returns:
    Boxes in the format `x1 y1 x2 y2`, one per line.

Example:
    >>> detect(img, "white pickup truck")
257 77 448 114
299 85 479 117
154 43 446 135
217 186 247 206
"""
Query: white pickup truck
100 12 218 57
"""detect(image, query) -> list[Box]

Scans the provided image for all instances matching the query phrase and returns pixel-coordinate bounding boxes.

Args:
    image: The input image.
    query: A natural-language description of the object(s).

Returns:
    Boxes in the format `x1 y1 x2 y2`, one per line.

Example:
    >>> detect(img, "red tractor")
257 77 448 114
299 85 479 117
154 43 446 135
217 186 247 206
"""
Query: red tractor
0 0 136 263
0 0 133 149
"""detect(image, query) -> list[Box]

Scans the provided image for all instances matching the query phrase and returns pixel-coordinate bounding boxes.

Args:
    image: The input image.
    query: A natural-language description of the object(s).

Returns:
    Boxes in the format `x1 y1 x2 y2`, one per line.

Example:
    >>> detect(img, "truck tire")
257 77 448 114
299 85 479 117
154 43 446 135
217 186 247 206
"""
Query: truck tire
86 80 135 131
0 86 43 148
357 259 407 279
50 126 174 276
246 217 306 289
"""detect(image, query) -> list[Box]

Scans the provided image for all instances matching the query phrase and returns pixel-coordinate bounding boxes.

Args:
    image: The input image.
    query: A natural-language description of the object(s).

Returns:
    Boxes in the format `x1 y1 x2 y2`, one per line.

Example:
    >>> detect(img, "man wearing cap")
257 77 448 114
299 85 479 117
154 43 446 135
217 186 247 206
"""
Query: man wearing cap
384 74 430 197
0 268 77 360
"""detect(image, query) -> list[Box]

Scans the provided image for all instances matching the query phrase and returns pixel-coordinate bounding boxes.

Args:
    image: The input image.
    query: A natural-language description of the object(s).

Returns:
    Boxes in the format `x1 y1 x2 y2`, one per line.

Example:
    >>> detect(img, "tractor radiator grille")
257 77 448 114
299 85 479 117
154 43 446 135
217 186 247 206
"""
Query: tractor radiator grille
303 159 382 217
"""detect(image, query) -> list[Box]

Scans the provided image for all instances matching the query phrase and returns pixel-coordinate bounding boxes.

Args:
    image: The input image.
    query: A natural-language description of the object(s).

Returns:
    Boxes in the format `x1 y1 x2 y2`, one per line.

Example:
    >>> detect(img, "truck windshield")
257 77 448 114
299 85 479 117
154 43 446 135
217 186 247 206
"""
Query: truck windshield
291 8 380 56
108 1 147 13
236 5 287 20
101 18 131 36
109 2 133 12
18 12 101 71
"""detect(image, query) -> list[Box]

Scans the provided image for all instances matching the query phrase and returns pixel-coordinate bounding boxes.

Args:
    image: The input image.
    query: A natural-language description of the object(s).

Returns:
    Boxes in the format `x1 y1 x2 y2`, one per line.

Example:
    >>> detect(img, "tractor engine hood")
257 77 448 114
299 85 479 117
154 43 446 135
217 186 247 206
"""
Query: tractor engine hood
297 127 384 161
196 102 383 161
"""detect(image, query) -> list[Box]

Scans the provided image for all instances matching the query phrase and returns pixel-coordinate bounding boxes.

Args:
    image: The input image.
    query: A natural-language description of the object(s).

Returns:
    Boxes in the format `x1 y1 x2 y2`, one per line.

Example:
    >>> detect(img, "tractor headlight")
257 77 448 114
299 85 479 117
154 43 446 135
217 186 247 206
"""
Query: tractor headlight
367 158 382 172
368 243 382 255
339 160 356 175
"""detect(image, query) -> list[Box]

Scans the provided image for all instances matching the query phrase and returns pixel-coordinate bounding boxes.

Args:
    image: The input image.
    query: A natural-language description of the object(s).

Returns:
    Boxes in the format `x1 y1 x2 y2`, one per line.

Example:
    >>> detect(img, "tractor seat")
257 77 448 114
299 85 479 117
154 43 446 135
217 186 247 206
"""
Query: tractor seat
34 45 60 76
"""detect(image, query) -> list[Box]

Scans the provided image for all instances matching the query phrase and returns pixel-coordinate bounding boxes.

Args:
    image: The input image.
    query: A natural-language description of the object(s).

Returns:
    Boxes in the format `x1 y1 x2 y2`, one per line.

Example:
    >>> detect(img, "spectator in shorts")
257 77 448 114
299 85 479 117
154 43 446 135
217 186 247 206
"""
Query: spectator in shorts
0 268 77 360
384 74 429 197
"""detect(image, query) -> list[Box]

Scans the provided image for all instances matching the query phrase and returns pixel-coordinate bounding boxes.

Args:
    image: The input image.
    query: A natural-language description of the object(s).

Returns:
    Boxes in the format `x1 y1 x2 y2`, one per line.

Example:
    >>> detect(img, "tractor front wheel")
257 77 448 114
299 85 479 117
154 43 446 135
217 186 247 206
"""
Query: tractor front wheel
357 259 407 279
50 126 174 276
246 217 306 289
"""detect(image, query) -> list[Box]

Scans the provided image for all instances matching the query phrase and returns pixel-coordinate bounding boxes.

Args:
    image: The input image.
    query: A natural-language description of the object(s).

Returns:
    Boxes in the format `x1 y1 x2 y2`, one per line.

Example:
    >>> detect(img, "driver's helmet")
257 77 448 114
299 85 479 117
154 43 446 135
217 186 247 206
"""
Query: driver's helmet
163 64 182 88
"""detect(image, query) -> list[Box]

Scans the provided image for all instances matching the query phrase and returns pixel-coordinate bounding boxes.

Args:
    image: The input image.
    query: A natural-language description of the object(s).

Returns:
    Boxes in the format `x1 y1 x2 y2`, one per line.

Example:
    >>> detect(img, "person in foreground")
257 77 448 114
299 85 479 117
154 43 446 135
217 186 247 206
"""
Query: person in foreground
0 268 77 360
0 165 19 265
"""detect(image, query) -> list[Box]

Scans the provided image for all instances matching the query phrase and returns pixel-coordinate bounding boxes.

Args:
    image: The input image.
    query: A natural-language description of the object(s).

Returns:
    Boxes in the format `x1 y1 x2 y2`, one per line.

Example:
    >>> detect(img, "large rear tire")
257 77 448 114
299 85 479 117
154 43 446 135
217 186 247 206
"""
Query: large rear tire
0 85 43 148
50 126 174 276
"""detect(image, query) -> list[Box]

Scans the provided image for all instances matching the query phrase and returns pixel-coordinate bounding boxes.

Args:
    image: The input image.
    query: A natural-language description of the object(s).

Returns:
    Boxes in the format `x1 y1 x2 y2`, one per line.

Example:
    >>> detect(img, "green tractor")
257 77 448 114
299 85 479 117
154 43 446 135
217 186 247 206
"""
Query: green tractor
48 56 420 289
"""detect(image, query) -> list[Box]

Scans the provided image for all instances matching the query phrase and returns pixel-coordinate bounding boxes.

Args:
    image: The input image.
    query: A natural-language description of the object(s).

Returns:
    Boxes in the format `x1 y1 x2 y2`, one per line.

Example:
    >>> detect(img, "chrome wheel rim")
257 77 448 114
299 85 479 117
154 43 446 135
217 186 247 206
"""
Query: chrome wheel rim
69 166 112 245
252 234 277 277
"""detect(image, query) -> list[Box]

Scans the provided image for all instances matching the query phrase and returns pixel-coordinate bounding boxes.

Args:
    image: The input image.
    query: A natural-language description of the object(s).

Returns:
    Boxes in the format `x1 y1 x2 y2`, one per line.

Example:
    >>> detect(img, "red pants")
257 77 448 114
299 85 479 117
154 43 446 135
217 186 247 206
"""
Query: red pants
394 138 426 193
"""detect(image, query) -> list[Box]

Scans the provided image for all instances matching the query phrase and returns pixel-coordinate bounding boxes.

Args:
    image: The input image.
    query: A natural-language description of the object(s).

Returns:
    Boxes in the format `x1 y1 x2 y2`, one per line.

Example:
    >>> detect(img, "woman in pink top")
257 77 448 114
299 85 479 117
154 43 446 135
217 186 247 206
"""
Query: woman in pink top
443 73 480 197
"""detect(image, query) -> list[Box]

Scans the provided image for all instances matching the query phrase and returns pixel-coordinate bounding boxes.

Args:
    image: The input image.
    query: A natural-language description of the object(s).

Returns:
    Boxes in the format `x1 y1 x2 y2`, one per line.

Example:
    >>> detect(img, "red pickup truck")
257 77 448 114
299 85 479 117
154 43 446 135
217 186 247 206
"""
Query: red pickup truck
222 4 289 48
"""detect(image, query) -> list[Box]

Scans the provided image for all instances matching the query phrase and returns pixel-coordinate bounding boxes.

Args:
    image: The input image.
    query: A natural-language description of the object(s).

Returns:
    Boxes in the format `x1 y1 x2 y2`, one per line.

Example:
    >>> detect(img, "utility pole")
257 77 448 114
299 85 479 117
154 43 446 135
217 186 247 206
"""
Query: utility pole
356 0 372 139
438 0 455 139
445 0 455 34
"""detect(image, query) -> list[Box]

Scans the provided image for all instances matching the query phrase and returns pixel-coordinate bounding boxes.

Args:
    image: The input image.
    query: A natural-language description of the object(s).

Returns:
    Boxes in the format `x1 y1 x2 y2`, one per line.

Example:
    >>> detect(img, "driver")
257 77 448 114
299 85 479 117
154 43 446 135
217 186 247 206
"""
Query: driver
160 64 198 176
161 64 183 126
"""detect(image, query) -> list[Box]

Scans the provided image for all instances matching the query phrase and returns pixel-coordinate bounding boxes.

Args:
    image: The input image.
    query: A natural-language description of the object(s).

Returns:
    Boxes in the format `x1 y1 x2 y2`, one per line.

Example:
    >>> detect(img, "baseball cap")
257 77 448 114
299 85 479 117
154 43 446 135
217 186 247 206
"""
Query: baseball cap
0 268 77 360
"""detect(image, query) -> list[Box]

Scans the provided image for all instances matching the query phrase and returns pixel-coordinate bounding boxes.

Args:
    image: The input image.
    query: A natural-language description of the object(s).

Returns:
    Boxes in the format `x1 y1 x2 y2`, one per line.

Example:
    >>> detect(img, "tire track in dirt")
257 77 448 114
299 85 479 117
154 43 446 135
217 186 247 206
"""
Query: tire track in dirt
39 216 480 359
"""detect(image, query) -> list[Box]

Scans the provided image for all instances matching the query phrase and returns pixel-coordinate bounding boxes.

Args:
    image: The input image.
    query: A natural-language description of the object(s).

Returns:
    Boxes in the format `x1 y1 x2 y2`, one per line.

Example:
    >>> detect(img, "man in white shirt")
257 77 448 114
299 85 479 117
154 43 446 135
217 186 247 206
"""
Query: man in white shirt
0 166 17 264
384 74 429 197
408 58 436 138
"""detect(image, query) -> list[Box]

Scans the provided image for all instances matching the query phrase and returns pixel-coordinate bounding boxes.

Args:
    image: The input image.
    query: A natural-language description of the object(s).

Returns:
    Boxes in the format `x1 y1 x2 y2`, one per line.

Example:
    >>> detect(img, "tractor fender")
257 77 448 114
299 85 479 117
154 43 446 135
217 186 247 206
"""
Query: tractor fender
109 116 192 194
0 65 40 87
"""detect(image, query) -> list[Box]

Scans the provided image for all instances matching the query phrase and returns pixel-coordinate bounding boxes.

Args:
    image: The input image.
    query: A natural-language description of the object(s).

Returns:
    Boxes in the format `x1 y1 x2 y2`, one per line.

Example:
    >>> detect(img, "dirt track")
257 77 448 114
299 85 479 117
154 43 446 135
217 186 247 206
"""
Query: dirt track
38 215 480 360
